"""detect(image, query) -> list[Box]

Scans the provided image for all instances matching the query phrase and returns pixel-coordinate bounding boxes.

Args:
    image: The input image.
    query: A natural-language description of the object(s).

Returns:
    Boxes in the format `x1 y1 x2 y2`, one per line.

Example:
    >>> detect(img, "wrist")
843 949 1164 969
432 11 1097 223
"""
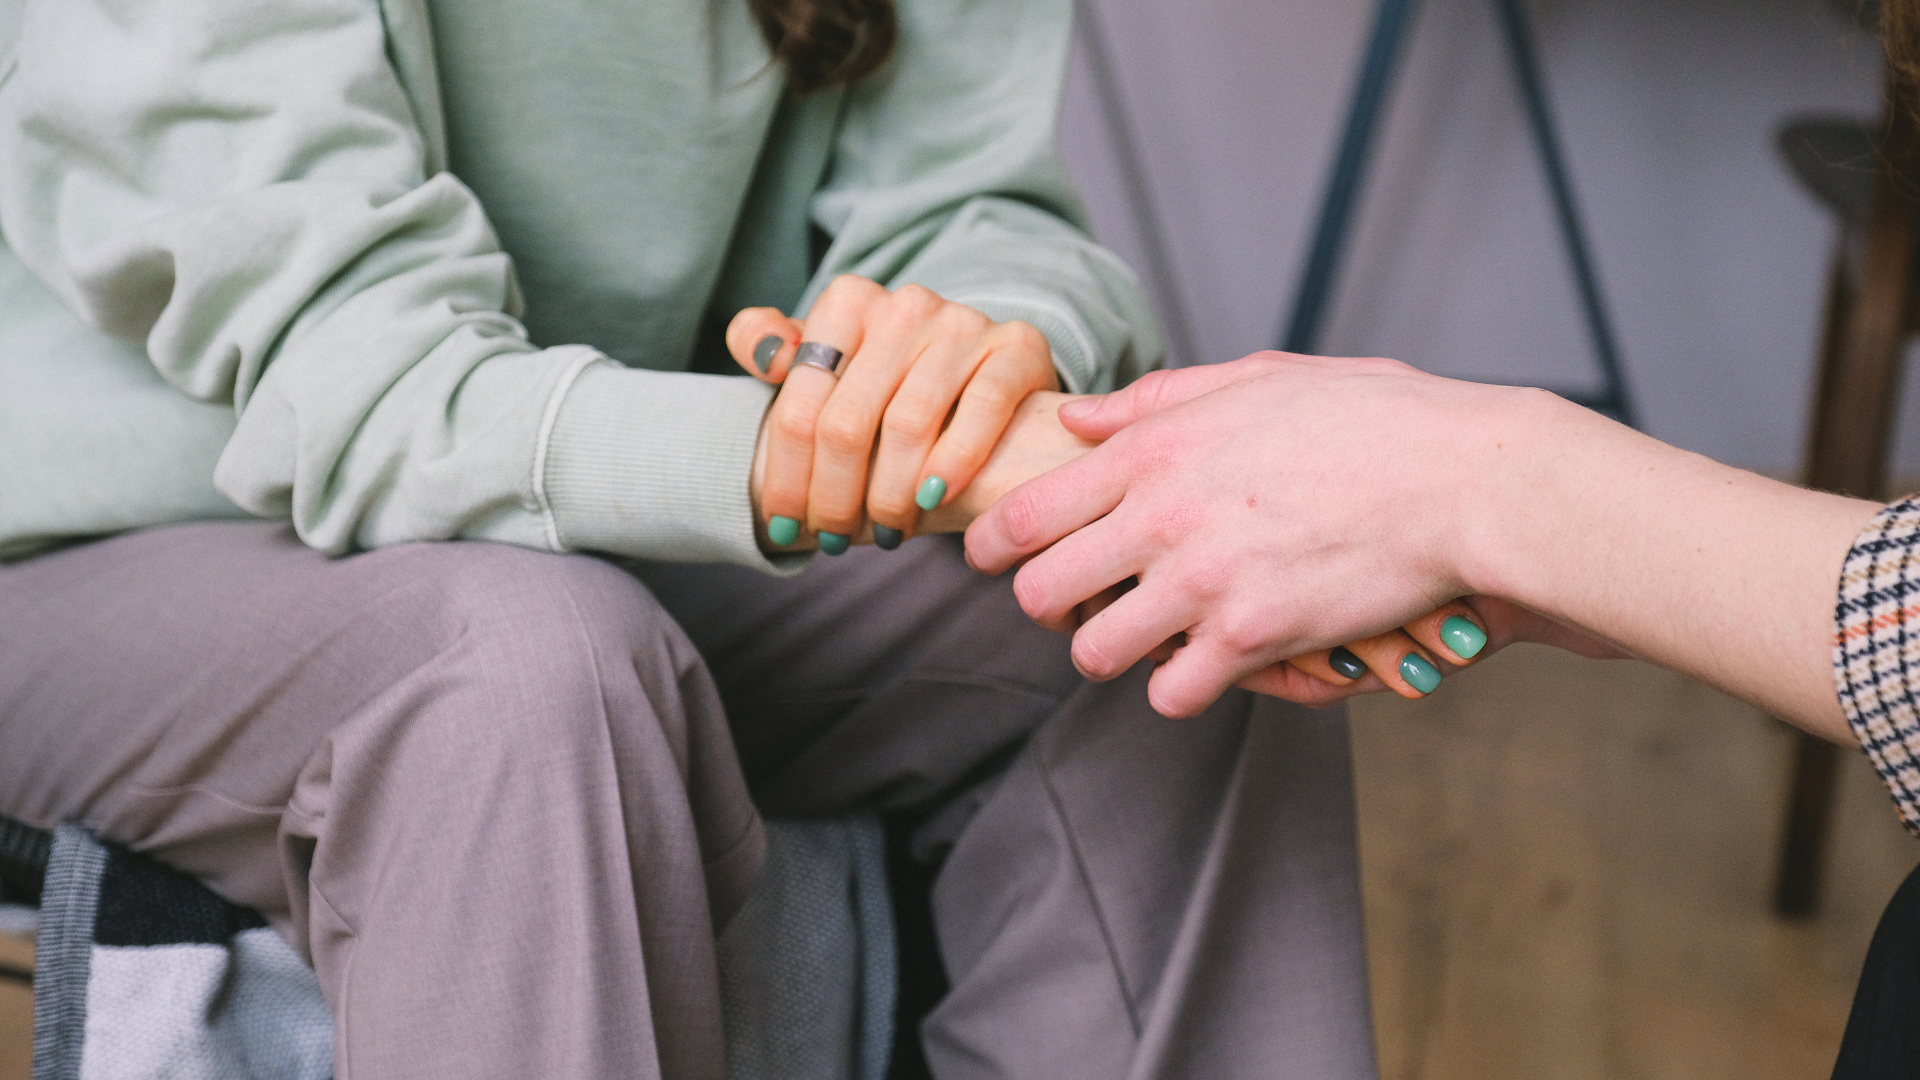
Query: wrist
1451 386 1603 605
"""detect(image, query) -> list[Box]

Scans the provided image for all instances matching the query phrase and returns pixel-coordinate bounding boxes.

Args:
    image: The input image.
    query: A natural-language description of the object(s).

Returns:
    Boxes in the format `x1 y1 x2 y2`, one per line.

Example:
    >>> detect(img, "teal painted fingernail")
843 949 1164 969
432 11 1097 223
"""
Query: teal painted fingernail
1440 616 1486 660
915 476 947 511
873 525 904 550
1327 646 1367 681
818 531 850 555
1400 654 1442 695
753 335 783 373
768 515 800 547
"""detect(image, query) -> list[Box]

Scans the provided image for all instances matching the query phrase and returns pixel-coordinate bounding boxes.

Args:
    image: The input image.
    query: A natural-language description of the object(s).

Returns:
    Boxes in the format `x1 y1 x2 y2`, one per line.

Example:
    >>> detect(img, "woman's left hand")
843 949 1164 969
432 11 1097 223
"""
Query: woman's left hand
726 275 1059 549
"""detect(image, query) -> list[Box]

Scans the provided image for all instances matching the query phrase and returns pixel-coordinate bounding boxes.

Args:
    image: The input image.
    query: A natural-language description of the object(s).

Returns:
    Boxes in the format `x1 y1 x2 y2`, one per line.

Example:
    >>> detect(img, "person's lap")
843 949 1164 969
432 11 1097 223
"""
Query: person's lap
0 519 1377 1079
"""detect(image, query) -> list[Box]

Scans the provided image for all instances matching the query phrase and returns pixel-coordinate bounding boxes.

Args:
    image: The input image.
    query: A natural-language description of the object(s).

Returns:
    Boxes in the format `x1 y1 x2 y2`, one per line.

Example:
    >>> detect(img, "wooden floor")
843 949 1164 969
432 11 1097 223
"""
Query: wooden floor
0 933 29 1080
1352 644 1918 1080
0 645 1913 1078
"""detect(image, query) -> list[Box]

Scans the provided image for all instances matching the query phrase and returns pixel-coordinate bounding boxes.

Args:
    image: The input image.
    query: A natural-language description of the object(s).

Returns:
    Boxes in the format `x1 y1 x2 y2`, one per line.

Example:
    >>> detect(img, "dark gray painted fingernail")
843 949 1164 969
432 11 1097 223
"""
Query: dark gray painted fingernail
753 335 783 373
873 525 904 550
1328 646 1367 681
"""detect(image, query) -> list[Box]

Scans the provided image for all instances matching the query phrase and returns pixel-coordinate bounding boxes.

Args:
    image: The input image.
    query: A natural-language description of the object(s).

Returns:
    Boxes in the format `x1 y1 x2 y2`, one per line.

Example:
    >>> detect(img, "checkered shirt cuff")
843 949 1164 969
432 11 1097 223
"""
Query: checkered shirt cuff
1835 495 1920 836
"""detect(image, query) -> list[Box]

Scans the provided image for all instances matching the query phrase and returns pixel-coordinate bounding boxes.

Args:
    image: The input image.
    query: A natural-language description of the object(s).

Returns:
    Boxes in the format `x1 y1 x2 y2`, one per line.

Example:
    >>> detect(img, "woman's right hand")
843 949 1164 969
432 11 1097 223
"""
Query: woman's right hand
726 276 1060 553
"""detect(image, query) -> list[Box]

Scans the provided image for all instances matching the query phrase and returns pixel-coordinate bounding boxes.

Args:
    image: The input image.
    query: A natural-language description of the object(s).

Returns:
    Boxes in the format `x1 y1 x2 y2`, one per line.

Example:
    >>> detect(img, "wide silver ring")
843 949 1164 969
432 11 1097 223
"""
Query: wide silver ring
792 342 844 377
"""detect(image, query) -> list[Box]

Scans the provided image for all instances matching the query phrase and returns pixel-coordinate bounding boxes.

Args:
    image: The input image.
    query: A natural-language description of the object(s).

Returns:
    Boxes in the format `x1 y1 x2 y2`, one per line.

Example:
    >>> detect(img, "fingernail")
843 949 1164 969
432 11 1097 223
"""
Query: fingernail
873 525 904 550
753 335 783 373
1440 615 1486 660
818 531 850 556
915 476 947 511
1327 646 1367 681
1400 654 1442 695
768 515 800 547
1059 397 1098 421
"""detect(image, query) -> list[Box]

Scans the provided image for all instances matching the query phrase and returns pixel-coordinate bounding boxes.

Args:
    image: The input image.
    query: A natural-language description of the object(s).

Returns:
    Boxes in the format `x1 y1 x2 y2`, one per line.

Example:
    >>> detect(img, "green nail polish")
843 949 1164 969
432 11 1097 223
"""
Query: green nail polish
753 335 782 373
1327 646 1367 681
915 476 947 511
818 531 850 555
768 515 800 547
1440 615 1486 660
1400 654 1442 695
873 525 904 550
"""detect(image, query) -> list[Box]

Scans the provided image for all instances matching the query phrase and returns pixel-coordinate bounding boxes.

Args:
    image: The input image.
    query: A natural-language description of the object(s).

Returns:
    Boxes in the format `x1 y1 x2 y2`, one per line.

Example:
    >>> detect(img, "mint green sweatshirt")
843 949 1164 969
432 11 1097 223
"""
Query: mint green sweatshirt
0 0 1160 568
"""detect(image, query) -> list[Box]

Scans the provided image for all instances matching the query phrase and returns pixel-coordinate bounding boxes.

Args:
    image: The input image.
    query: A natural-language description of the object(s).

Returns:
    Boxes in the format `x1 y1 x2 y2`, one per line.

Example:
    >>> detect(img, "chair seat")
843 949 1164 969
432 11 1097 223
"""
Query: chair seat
1779 116 1879 224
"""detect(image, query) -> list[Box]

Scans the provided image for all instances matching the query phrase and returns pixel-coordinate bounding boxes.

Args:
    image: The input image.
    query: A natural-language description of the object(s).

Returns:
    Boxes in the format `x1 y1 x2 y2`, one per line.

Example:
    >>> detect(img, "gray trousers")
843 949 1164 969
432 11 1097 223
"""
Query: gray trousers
0 521 1374 1080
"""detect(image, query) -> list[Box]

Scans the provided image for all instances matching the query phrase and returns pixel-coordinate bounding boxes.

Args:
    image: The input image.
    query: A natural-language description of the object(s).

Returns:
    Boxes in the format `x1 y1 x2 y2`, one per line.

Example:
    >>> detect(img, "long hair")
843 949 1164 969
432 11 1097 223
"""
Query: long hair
749 0 898 95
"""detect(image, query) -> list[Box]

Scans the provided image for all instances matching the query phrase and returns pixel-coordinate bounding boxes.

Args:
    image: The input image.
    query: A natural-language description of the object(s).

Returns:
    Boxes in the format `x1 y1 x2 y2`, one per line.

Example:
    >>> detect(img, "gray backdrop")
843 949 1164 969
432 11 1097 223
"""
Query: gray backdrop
1057 0 1891 475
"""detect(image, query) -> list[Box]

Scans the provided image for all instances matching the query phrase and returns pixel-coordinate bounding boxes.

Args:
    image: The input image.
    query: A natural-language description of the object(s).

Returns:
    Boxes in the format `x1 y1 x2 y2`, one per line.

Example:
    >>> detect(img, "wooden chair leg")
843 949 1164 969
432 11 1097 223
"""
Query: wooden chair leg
1776 732 1843 918
1773 88 1920 919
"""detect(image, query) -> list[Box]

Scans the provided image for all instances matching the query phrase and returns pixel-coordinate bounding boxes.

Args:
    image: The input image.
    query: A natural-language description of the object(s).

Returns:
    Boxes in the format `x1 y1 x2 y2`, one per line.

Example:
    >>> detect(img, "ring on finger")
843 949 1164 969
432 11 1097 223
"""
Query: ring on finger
792 342 845 377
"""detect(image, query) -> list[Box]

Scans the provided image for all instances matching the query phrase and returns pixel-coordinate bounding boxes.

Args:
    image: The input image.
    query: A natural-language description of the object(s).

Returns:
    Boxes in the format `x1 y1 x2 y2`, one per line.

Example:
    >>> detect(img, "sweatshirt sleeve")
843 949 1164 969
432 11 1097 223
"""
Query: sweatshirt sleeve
802 0 1164 394
0 0 786 570
1833 494 1920 836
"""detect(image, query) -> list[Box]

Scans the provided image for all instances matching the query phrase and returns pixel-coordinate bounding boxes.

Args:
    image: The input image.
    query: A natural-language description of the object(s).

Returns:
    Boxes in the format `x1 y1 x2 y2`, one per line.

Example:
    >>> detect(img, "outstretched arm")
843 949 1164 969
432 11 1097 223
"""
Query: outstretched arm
965 353 1879 737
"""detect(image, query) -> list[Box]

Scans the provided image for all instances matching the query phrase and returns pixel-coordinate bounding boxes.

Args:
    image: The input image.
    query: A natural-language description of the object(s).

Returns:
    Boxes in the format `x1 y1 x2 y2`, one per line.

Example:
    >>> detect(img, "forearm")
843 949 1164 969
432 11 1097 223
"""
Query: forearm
1460 390 1878 741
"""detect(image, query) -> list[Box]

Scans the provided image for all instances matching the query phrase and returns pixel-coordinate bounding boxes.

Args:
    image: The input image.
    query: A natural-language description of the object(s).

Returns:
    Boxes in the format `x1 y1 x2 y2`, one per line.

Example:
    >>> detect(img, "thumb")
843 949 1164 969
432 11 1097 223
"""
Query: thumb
1058 354 1286 439
726 307 807 383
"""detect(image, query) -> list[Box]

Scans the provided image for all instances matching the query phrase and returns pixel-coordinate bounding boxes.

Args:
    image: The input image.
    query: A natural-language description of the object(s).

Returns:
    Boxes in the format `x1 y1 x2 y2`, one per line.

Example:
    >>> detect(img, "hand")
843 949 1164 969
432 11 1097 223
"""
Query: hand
964 351 1612 717
727 276 1059 551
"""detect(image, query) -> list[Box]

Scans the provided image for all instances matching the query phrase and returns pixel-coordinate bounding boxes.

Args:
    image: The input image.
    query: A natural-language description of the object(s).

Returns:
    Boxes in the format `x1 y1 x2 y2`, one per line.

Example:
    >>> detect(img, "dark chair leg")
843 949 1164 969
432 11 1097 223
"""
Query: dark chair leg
1776 732 1844 918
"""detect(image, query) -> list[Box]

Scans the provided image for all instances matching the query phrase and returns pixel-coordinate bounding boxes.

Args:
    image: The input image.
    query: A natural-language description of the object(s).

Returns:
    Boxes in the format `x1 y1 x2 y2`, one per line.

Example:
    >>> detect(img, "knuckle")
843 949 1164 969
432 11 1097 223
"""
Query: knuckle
1070 633 1121 680
816 407 873 456
935 301 989 336
997 487 1047 547
893 283 941 310
1000 319 1047 354
867 488 915 521
771 402 817 445
1170 549 1232 601
881 396 944 444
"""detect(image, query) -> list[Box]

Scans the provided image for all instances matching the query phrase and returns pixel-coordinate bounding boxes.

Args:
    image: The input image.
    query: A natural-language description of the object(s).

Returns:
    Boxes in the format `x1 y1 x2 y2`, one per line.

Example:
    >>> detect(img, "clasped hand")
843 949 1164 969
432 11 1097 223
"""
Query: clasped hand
729 283 1563 718
728 275 1069 549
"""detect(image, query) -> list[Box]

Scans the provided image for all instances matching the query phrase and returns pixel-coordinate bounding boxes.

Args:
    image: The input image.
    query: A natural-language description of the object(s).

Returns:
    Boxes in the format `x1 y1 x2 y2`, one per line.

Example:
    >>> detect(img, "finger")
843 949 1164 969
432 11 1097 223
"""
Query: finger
963 438 1133 575
1286 649 1368 688
1340 628 1447 700
807 285 945 537
858 307 994 533
761 282 883 546
903 323 1055 522
1064 571 1203 683
1239 662 1384 708
726 307 804 383
1401 602 1491 667
1008 510 1152 633
1055 353 1286 440
1141 635 1261 718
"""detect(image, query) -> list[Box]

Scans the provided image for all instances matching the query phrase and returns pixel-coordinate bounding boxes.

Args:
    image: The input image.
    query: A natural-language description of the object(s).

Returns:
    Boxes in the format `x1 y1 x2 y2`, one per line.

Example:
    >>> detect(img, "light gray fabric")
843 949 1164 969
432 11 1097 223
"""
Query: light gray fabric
717 818 895 1080
24 817 887 1080
32 825 103 1080
0 0 1160 565
82 929 333 1080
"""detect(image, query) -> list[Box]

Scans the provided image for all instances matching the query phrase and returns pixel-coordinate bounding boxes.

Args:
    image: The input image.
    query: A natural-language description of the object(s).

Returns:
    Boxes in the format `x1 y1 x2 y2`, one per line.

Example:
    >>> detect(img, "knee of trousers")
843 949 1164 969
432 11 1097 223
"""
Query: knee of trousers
323 542 726 772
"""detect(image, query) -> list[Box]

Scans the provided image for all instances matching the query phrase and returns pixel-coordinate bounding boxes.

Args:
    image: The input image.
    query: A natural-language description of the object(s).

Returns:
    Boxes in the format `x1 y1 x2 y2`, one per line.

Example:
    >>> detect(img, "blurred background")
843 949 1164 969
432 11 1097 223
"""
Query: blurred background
1 3 1915 1079
1059 0 1881 470
1051 1 1920 1077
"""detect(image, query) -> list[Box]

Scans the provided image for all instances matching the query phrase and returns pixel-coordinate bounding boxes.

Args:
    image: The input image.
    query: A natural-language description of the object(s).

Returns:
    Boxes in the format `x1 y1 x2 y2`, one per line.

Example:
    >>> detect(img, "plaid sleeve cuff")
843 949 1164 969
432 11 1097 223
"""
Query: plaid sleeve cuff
1835 494 1920 836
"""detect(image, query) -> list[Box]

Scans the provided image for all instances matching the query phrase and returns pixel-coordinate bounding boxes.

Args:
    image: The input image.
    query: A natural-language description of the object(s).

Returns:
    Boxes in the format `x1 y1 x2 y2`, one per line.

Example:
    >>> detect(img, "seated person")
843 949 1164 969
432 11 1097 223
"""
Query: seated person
0 1 1377 1076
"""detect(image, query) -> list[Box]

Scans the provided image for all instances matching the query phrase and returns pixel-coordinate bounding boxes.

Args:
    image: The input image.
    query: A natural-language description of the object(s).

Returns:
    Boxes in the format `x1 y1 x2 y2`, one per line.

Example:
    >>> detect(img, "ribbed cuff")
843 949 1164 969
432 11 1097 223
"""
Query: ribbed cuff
1834 494 1920 836
542 363 808 574
951 294 1101 393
